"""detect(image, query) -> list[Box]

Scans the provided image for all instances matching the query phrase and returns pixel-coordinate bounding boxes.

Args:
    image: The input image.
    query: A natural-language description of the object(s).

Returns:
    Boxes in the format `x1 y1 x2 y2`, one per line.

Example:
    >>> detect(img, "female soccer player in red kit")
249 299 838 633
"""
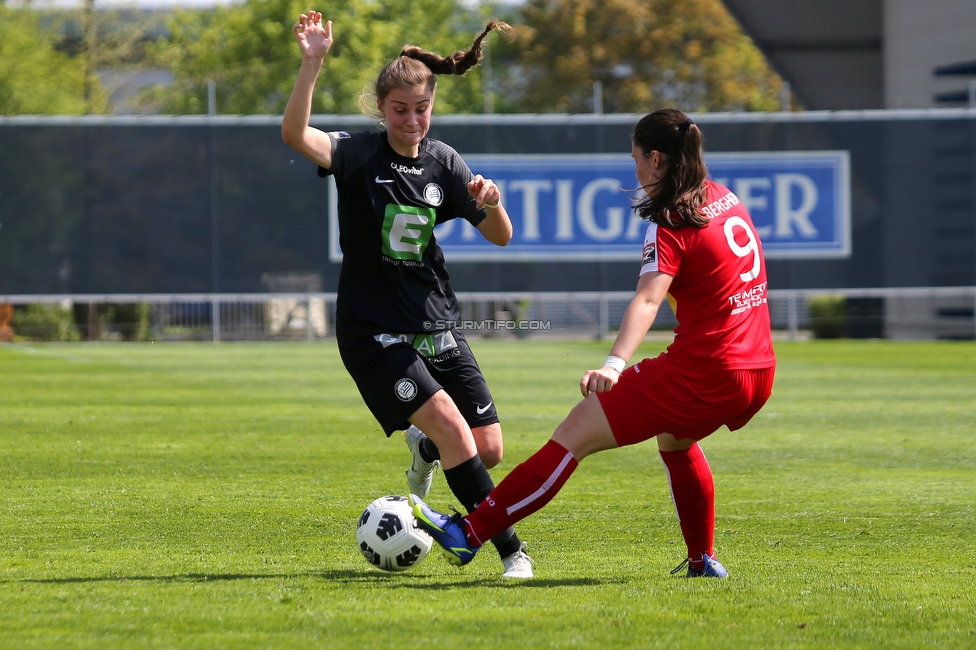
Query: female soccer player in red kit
412 108 776 577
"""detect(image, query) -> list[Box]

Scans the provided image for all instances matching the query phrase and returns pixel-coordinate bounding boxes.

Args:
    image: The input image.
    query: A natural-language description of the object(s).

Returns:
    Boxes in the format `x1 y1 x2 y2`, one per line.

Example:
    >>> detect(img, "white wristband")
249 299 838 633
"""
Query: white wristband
603 355 626 373
484 199 500 209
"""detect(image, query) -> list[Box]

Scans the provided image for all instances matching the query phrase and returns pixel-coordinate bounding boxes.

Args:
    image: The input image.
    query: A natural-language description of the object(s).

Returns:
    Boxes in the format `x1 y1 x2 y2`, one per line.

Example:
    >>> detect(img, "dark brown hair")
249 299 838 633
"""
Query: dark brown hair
361 21 509 114
632 108 709 228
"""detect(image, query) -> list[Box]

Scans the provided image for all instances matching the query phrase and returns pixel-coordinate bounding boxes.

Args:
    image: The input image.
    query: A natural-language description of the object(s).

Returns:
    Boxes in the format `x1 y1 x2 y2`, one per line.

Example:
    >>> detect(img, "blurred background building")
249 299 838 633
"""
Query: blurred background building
723 0 976 109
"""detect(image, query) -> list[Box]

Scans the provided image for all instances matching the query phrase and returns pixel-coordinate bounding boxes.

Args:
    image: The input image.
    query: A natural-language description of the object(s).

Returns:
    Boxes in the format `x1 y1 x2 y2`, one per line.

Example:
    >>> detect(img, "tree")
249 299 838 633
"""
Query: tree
494 0 783 113
0 6 95 114
147 0 494 115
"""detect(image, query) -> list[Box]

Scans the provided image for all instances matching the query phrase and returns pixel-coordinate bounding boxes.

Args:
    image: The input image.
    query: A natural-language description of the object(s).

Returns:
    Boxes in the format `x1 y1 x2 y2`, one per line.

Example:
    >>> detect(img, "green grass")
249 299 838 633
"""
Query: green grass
1 338 974 648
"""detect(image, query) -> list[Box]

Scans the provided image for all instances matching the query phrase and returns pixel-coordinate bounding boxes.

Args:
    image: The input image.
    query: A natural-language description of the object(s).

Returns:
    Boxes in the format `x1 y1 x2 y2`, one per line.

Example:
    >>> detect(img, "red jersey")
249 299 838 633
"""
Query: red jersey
639 180 775 370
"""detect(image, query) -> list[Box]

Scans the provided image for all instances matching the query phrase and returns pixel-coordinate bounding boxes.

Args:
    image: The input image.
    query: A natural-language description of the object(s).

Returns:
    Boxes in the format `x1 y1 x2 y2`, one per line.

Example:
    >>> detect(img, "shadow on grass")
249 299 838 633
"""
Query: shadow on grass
12 572 322 584
317 569 617 589
11 569 616 589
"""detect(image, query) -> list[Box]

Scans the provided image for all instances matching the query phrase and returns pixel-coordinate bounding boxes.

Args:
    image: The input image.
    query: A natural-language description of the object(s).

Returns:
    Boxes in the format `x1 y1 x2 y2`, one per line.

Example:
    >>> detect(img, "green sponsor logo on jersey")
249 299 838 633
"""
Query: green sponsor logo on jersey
381 204 437 261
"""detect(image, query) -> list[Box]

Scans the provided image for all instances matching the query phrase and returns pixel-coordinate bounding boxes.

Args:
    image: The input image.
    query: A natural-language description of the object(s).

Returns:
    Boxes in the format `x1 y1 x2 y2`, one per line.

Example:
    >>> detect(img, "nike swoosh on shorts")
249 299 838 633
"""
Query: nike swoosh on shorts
476 402 493 415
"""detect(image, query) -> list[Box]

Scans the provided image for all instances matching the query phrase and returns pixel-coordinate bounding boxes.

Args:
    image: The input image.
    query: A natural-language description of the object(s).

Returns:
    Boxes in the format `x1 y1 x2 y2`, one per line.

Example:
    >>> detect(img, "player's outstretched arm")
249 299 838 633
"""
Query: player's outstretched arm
282 11 335 168
580 271 673 396
470 174 513 246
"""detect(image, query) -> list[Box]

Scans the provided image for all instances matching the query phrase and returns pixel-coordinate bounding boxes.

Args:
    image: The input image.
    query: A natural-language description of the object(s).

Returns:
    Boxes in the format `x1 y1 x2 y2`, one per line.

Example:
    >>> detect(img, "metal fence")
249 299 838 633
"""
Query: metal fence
2 287 974 342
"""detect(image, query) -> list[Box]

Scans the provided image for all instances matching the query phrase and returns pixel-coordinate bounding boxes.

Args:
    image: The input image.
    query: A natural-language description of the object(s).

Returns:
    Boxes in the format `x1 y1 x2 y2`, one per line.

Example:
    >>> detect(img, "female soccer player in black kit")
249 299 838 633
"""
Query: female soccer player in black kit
281 11 532 577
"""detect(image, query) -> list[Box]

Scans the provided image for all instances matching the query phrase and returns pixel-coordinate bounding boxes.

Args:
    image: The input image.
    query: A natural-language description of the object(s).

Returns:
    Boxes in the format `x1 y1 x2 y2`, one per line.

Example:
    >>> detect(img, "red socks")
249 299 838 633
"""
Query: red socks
465 439 579 546
461 438 715 569
659 443 715 570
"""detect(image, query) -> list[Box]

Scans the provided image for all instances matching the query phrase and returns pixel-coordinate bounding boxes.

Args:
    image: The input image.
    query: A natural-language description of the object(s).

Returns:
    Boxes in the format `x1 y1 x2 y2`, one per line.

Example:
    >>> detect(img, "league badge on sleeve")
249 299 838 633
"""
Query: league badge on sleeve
642 241 657 266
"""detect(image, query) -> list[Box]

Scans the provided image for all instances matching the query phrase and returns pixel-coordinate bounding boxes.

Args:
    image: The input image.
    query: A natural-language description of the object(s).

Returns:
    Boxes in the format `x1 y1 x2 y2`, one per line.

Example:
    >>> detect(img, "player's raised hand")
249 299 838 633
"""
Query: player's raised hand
293 11 333 60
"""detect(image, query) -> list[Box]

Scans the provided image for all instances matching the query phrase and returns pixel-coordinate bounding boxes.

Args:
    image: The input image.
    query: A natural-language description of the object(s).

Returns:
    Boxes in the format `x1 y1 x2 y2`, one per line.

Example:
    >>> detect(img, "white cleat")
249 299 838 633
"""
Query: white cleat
403 425 438 498
500 543 534 579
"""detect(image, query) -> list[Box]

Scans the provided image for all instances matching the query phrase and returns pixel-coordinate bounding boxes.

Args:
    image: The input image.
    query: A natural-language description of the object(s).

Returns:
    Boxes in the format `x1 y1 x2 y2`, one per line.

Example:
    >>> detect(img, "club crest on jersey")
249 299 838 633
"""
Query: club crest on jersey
642 241 657 265
394 378 418 402
423 183 444 206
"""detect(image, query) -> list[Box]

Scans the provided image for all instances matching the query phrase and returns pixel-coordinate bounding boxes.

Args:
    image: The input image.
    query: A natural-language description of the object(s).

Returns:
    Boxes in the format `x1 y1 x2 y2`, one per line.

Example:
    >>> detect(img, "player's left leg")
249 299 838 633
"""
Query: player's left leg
422 329 505 469
655 366 774 577
459 421 532 577
470 422 503 469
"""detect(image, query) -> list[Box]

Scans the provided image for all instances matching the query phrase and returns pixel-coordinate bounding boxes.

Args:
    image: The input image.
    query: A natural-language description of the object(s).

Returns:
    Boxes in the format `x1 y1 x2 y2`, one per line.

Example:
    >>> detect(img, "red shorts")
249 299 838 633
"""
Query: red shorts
597 353 775 446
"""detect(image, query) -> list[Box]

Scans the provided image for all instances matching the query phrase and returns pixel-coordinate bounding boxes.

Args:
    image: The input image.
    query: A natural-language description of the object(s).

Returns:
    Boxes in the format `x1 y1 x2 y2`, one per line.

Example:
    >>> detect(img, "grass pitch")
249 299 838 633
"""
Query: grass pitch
1 338 974 648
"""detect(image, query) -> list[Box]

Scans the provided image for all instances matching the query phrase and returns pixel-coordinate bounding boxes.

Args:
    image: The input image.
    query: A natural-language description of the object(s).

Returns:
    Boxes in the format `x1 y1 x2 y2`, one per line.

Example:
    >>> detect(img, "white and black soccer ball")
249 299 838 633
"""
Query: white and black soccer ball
356 495 433 572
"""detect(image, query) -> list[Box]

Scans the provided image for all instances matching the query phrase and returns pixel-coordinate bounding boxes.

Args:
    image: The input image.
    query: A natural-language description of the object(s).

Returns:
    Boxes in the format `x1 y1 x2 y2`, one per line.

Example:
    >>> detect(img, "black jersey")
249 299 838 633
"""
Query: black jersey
319 130 486 337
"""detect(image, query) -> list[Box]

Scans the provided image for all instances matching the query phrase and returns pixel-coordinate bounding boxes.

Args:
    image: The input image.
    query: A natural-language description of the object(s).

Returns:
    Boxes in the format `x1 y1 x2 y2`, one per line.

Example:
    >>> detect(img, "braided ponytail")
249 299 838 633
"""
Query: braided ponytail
362 21 510 114
400 21 509 75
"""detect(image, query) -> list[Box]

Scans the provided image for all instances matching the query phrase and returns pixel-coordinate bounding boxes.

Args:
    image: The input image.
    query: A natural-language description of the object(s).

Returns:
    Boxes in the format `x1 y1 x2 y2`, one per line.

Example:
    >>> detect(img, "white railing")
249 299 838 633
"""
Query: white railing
2 287 974 342
768 286 976 341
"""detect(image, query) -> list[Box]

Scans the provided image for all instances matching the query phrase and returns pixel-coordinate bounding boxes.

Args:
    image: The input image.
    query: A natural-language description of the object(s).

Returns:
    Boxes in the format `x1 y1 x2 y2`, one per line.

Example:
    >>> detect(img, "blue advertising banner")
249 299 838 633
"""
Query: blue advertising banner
328 151 850 262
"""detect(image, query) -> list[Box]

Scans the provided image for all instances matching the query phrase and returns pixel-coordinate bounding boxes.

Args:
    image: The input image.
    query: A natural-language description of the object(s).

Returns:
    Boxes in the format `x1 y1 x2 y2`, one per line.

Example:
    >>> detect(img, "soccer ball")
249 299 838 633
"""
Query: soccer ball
356 495 433 571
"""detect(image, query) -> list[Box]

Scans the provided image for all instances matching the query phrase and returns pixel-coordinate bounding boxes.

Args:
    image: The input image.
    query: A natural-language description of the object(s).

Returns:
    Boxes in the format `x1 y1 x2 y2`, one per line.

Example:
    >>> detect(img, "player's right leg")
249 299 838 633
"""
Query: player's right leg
456 394 616 547
407 389 479 468
336 332 448 496
409 493 480 566
410 494 532 576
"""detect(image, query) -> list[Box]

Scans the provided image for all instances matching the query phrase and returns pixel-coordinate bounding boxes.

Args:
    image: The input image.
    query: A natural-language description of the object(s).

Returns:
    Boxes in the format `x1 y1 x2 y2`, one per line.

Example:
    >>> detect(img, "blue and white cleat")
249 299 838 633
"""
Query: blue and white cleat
671 553 729 578
408 494 480 566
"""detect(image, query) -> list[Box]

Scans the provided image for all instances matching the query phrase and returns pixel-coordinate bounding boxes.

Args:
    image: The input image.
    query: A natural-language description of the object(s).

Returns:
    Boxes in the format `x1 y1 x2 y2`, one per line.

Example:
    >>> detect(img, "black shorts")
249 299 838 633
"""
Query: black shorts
337 327 499 437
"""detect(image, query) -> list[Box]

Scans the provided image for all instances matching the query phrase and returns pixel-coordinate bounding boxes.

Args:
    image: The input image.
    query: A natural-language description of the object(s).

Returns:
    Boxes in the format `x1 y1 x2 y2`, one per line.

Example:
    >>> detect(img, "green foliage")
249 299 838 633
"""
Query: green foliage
69 303 153 341
148 0 491 115
9 303 152 342
123 302 153 341
496 0 782 113
807 295 846 339
0 6 93 115
0 340 974 647
4 0 782 116
102 303 152 341
10 304 80 341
